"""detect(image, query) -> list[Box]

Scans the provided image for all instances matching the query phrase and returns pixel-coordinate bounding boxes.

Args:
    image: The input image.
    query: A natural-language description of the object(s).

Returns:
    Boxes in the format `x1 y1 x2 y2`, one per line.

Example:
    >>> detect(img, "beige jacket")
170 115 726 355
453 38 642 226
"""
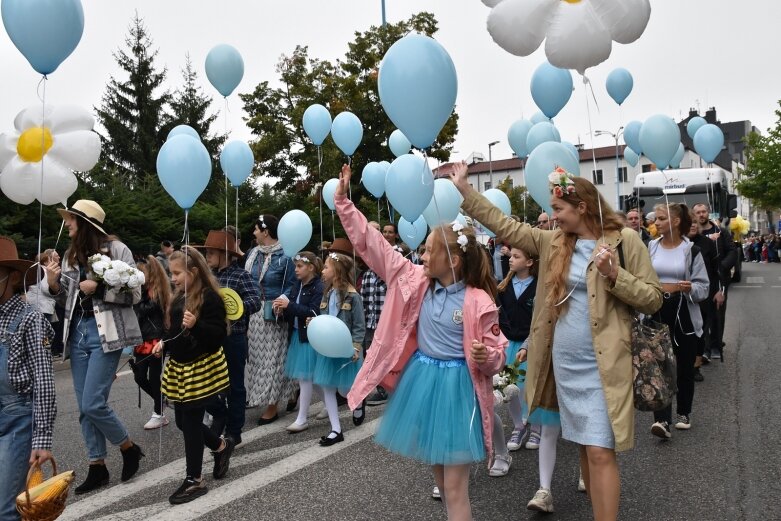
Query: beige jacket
462 191 662 451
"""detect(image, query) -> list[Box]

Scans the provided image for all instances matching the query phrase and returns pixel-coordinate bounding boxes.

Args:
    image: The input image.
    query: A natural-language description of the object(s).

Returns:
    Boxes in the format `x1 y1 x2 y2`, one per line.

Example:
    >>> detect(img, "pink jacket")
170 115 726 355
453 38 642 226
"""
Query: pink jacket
336 194 507 462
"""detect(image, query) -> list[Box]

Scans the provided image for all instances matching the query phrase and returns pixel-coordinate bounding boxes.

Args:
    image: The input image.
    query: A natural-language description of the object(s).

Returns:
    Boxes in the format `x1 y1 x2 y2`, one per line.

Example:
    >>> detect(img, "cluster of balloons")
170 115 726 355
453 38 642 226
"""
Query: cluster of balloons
483 0 652 75
0 105 101 206
205 44 244 97
302 104 364 157
156 125 212 210
360 161 391 198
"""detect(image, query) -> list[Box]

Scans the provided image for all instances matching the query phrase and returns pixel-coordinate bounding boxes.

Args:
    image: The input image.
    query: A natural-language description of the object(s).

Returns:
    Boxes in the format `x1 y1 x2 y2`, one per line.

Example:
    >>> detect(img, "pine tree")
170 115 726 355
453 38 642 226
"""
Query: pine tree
94 12 170 188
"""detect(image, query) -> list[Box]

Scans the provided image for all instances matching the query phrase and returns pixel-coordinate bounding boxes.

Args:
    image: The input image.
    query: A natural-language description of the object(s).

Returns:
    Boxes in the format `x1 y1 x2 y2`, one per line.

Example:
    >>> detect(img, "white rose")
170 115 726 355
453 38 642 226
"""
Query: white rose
119 269 131 285
127 273 141 289
111 260 130 272
101 255 111 263
102 268 121 287
492 374 502 387
91 260 109 276
136 270 146 286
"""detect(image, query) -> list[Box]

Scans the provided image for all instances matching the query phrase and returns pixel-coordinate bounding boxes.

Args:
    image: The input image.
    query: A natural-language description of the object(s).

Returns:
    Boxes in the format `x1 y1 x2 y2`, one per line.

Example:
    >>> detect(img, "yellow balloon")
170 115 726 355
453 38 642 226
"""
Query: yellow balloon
220 287 244 321
17 127 53 163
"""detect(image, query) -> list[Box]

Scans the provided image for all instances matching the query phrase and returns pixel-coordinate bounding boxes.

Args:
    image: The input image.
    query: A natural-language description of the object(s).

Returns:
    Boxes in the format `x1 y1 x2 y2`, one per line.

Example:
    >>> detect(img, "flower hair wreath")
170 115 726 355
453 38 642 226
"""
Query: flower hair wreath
258 215 268 229
548 167 576 198
452 222 469 252
294 255 311 263
328 252 340 262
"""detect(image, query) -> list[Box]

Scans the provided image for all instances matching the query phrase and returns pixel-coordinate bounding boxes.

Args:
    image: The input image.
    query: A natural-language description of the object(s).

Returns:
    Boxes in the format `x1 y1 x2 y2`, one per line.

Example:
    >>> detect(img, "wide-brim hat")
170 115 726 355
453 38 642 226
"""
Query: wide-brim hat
192 230 242 258
0 236 43 288
57 200 107 235
328 238 354 257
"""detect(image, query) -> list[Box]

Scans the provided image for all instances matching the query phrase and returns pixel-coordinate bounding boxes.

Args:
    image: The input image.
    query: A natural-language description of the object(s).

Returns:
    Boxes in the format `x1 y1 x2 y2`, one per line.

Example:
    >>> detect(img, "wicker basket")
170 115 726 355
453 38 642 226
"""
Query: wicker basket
16 458 74 521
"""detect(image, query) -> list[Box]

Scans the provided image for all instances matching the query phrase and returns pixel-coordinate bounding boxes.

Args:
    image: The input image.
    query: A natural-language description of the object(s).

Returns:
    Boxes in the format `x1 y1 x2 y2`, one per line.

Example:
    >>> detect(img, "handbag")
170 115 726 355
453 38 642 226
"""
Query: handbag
631 315 677 411
262 300 275 321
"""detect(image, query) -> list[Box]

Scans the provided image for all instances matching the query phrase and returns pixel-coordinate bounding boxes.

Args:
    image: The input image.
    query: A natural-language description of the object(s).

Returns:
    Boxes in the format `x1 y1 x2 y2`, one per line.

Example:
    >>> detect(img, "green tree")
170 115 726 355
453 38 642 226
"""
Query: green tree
497 176 542 224
737 102 781 225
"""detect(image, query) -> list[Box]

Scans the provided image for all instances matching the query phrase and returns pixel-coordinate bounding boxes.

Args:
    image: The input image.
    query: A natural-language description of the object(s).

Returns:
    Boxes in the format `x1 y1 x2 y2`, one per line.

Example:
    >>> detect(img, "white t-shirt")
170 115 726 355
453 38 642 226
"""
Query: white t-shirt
651 241 688 283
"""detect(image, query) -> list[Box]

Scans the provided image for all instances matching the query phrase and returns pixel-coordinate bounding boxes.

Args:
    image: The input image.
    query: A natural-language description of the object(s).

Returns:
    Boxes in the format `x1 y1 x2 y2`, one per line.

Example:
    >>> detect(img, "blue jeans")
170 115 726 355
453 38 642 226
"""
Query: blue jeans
0 395 32 521
223 334 247 437
69 317 128 461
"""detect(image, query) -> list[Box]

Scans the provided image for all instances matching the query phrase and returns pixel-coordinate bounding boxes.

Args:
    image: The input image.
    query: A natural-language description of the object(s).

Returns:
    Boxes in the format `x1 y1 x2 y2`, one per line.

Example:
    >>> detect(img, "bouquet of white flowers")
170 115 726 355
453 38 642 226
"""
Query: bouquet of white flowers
492 360 526 407
88 254 145 293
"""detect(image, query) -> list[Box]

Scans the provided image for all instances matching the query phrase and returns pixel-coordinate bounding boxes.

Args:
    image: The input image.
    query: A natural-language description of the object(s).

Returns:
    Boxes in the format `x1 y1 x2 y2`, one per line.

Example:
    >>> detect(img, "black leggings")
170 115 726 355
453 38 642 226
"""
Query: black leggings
654 294 698 423
132 354 163 415
174 399 223 478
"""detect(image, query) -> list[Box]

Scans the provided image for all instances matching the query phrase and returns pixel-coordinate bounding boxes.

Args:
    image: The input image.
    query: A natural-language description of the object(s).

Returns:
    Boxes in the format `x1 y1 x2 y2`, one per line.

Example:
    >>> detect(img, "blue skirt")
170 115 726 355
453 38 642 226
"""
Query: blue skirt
313 352 362 392
505 340 523 372
375 351 485 465
285 329 318 381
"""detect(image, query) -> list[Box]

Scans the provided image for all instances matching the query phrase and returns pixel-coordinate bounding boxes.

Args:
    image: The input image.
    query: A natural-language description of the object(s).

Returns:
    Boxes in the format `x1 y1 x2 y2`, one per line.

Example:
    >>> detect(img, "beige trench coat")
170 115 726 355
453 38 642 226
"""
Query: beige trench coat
462 191 662 451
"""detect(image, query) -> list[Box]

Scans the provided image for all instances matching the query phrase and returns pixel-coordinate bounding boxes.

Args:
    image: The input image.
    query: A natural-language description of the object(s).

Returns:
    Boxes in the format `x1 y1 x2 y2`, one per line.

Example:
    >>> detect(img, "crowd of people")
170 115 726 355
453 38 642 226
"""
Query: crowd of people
0 163 740 521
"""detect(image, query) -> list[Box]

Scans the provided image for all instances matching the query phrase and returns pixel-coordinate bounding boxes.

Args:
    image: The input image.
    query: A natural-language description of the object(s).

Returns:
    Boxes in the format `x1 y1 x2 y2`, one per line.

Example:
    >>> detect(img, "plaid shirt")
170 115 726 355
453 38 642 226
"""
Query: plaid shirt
1 295 56 450
216 261 262 336
360 268 387 330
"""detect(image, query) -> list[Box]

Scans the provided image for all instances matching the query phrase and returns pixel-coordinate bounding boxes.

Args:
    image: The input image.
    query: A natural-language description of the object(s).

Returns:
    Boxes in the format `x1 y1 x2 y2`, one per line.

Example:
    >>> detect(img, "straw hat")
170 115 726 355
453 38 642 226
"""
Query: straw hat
0 236 43 288
57 200 107 235
192 230 242 258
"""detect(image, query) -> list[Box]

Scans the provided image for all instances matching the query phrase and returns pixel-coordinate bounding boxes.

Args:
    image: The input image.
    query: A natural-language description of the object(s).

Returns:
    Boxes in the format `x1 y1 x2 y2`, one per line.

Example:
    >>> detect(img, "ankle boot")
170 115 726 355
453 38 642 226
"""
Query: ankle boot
75 464 109 495
121 442 145 482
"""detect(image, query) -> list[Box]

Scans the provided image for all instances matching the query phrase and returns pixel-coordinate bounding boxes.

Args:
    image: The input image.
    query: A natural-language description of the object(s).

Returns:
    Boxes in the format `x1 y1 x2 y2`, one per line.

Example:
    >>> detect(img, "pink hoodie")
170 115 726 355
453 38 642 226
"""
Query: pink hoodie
336 194 507 462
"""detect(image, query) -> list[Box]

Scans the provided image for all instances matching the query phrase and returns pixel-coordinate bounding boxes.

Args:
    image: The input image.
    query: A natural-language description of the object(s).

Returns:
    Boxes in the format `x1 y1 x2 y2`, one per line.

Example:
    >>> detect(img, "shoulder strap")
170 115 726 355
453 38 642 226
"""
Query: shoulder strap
690 244 701 271
617 242 625 270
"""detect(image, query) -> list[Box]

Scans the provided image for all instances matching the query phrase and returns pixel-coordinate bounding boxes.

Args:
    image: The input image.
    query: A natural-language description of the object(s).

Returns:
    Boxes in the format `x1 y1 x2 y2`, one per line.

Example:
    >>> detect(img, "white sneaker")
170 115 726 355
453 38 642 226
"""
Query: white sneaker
144 413 169 430
578 470 586 493
488 454 512 477
527 488 554 513
431 486 441 500
506 428 526 451
315 408 329 420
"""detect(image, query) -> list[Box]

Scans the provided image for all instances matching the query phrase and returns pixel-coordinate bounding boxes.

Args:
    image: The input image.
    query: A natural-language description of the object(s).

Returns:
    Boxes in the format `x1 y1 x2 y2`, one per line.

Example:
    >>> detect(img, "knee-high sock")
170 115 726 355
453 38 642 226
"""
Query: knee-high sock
492 412 508 457
322 386 341 433
296 380 313 425
507 387 524 430
539 424 560 489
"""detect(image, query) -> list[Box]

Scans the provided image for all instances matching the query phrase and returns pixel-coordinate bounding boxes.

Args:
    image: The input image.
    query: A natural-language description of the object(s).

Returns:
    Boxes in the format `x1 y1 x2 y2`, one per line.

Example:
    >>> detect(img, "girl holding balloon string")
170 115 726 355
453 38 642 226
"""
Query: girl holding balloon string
335 165 507 521
309 249 365 446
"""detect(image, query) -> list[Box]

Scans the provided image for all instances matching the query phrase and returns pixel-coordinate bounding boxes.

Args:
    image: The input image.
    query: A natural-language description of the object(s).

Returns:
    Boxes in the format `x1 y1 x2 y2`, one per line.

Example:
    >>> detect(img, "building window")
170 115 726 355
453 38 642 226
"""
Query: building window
592 169 603 185
484 181 492 191
618 166 628 183
641 164 654 173
618 194 630 212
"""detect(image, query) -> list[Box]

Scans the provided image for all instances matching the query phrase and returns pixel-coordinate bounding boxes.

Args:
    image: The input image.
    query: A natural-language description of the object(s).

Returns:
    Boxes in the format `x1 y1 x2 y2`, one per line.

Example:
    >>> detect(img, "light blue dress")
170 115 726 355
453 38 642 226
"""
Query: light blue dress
552 239 615 449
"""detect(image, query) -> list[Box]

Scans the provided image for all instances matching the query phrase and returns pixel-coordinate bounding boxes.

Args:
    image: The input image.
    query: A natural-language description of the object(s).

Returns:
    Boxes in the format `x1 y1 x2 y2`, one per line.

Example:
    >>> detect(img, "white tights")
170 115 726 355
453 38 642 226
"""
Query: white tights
539 424 561 490
295 380 313 425
321 386 342 433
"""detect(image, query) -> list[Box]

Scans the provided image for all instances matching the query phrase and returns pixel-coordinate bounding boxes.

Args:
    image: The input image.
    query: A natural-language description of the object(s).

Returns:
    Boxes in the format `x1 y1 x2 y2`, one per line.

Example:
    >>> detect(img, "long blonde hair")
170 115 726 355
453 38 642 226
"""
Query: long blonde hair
168 248 225 325
430 225 497 298
323 253 355 304
139 255 172 314
546 176 624 318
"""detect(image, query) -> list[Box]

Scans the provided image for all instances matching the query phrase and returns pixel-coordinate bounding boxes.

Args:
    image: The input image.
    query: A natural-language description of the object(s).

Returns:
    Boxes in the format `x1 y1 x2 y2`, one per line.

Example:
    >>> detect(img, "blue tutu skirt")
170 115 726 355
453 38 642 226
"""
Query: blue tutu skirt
505 340 523 366
285 329 318 381
522 388 561 427
375 351 486 465
313 352 362 391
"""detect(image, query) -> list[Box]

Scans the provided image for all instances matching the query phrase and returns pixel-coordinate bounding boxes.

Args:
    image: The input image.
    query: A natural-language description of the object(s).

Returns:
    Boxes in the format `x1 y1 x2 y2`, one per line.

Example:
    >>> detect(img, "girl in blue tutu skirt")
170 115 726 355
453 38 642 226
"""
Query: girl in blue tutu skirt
334 165 507 521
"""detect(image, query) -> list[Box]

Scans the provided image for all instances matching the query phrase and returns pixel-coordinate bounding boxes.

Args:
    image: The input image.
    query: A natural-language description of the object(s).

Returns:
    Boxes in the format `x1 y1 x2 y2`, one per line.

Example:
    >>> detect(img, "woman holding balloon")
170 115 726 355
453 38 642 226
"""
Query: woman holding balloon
450 164 661 521
244 215 297 424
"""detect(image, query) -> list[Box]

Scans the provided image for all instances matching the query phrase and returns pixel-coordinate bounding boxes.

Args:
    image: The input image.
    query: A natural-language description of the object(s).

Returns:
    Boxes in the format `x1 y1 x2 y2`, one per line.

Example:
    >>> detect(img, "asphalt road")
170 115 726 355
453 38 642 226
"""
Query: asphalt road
43 261 780 520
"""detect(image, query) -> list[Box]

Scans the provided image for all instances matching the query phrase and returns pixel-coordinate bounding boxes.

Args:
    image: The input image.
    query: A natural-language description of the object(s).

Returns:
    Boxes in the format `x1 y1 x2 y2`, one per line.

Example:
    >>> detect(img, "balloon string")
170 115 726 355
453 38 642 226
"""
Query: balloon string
520 158 527 223
331 211 336 242
317 146 324 256
35 75 48 313
224 97 230 257
582 75 606 244
235 187 239 238
377 198 381 225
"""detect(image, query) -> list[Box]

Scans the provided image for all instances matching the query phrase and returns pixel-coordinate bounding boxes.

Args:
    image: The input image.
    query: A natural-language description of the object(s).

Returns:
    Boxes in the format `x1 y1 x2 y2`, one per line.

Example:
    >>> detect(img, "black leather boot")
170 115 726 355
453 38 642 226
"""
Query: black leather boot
121 442 145 481
74 464 109 495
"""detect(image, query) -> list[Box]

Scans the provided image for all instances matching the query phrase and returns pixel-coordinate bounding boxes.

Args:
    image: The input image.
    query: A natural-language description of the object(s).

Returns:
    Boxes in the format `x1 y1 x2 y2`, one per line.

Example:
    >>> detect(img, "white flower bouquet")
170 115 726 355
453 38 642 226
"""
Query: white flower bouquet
492 361 526 407
88 254 145 293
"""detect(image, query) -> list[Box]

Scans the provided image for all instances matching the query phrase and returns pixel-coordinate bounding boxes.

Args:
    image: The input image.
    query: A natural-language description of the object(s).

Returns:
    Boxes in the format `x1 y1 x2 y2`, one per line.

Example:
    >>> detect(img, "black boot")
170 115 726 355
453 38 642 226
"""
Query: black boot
121 442 145 482
75 464 109 495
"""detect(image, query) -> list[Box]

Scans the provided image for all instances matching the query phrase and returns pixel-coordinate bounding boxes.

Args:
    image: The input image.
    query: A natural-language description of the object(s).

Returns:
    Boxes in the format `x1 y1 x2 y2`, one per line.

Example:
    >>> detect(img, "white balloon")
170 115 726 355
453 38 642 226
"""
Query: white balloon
48 130 101 171
488 0 558 57
0 159 37 205
0 134 16 169
36 158 78 206
591 0 652 44
14 105 54 133
546 1 612 75
48 105 96 134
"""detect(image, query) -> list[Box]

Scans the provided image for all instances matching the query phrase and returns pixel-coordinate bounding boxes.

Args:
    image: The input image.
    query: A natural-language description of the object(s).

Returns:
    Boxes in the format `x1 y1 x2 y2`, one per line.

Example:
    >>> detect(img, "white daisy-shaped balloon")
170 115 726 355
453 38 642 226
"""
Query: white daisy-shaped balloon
0 105 101 205
484 0 652 74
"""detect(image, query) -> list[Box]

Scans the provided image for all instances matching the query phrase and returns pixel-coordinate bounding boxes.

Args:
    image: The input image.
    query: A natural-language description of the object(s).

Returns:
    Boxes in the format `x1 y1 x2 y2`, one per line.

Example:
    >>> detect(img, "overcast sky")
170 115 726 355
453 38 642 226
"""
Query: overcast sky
0 0 778 170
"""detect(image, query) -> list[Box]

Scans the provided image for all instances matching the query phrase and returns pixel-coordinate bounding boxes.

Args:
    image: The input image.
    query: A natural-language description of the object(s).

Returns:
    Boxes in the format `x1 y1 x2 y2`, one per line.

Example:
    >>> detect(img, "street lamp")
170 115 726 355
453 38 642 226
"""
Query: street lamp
381 0 386 25
594 128 624 211
488 140 500 191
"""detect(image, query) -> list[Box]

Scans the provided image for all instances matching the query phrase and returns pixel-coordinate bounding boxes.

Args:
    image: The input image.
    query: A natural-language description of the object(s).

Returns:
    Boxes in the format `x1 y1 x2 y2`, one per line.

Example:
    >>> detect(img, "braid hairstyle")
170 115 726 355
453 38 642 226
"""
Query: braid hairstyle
430 224 497 298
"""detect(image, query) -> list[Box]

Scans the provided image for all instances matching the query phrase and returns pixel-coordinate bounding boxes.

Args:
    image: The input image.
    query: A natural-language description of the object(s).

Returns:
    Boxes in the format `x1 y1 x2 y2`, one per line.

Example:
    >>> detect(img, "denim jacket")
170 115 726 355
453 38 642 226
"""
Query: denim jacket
283 277 324 344
245 246 296 301
319 288 365 350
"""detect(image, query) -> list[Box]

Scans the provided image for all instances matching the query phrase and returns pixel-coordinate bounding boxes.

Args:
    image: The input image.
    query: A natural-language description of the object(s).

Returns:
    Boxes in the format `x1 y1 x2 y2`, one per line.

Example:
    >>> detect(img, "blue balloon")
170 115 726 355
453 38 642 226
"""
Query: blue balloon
526 122 561 154
669 143 685 169
220 140 254 186
639 115 681 170
686 116 707 140
379 161 391 176
385 154 434 222
454 213 468 227
278 210 313 257
205 44 244 97
168 125 200 141
2 0 84 75
398 216 428 250
157 135 211 210
562 141 580 163
302 104 332 146
378 34 457 149
525 141 581 214
388 129 412 157
331 112 363 156
693 124 725 164
624 147 639 167
483 189 512 216
530 61 573 118
623 120 643 155
422 179 463 227
530 111 550 125
605 68 633 106
507 119 534 158
322 178 339 211
308 315 354 358
361 162 386 198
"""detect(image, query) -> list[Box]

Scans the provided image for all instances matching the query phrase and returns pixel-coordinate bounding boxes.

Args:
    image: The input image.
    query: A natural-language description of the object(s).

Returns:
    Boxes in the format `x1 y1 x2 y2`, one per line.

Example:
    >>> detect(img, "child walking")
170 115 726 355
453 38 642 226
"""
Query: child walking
312 249 365 445
0 237 57 521
335 165 507 521
154 248 234 504
273 251 324 433
131 256 171 430
490 247 538 477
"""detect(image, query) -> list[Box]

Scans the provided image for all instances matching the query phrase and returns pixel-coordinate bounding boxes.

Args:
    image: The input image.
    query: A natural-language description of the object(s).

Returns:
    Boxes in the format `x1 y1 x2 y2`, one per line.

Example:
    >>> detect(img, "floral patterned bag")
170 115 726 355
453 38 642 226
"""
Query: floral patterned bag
631 316 677 411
